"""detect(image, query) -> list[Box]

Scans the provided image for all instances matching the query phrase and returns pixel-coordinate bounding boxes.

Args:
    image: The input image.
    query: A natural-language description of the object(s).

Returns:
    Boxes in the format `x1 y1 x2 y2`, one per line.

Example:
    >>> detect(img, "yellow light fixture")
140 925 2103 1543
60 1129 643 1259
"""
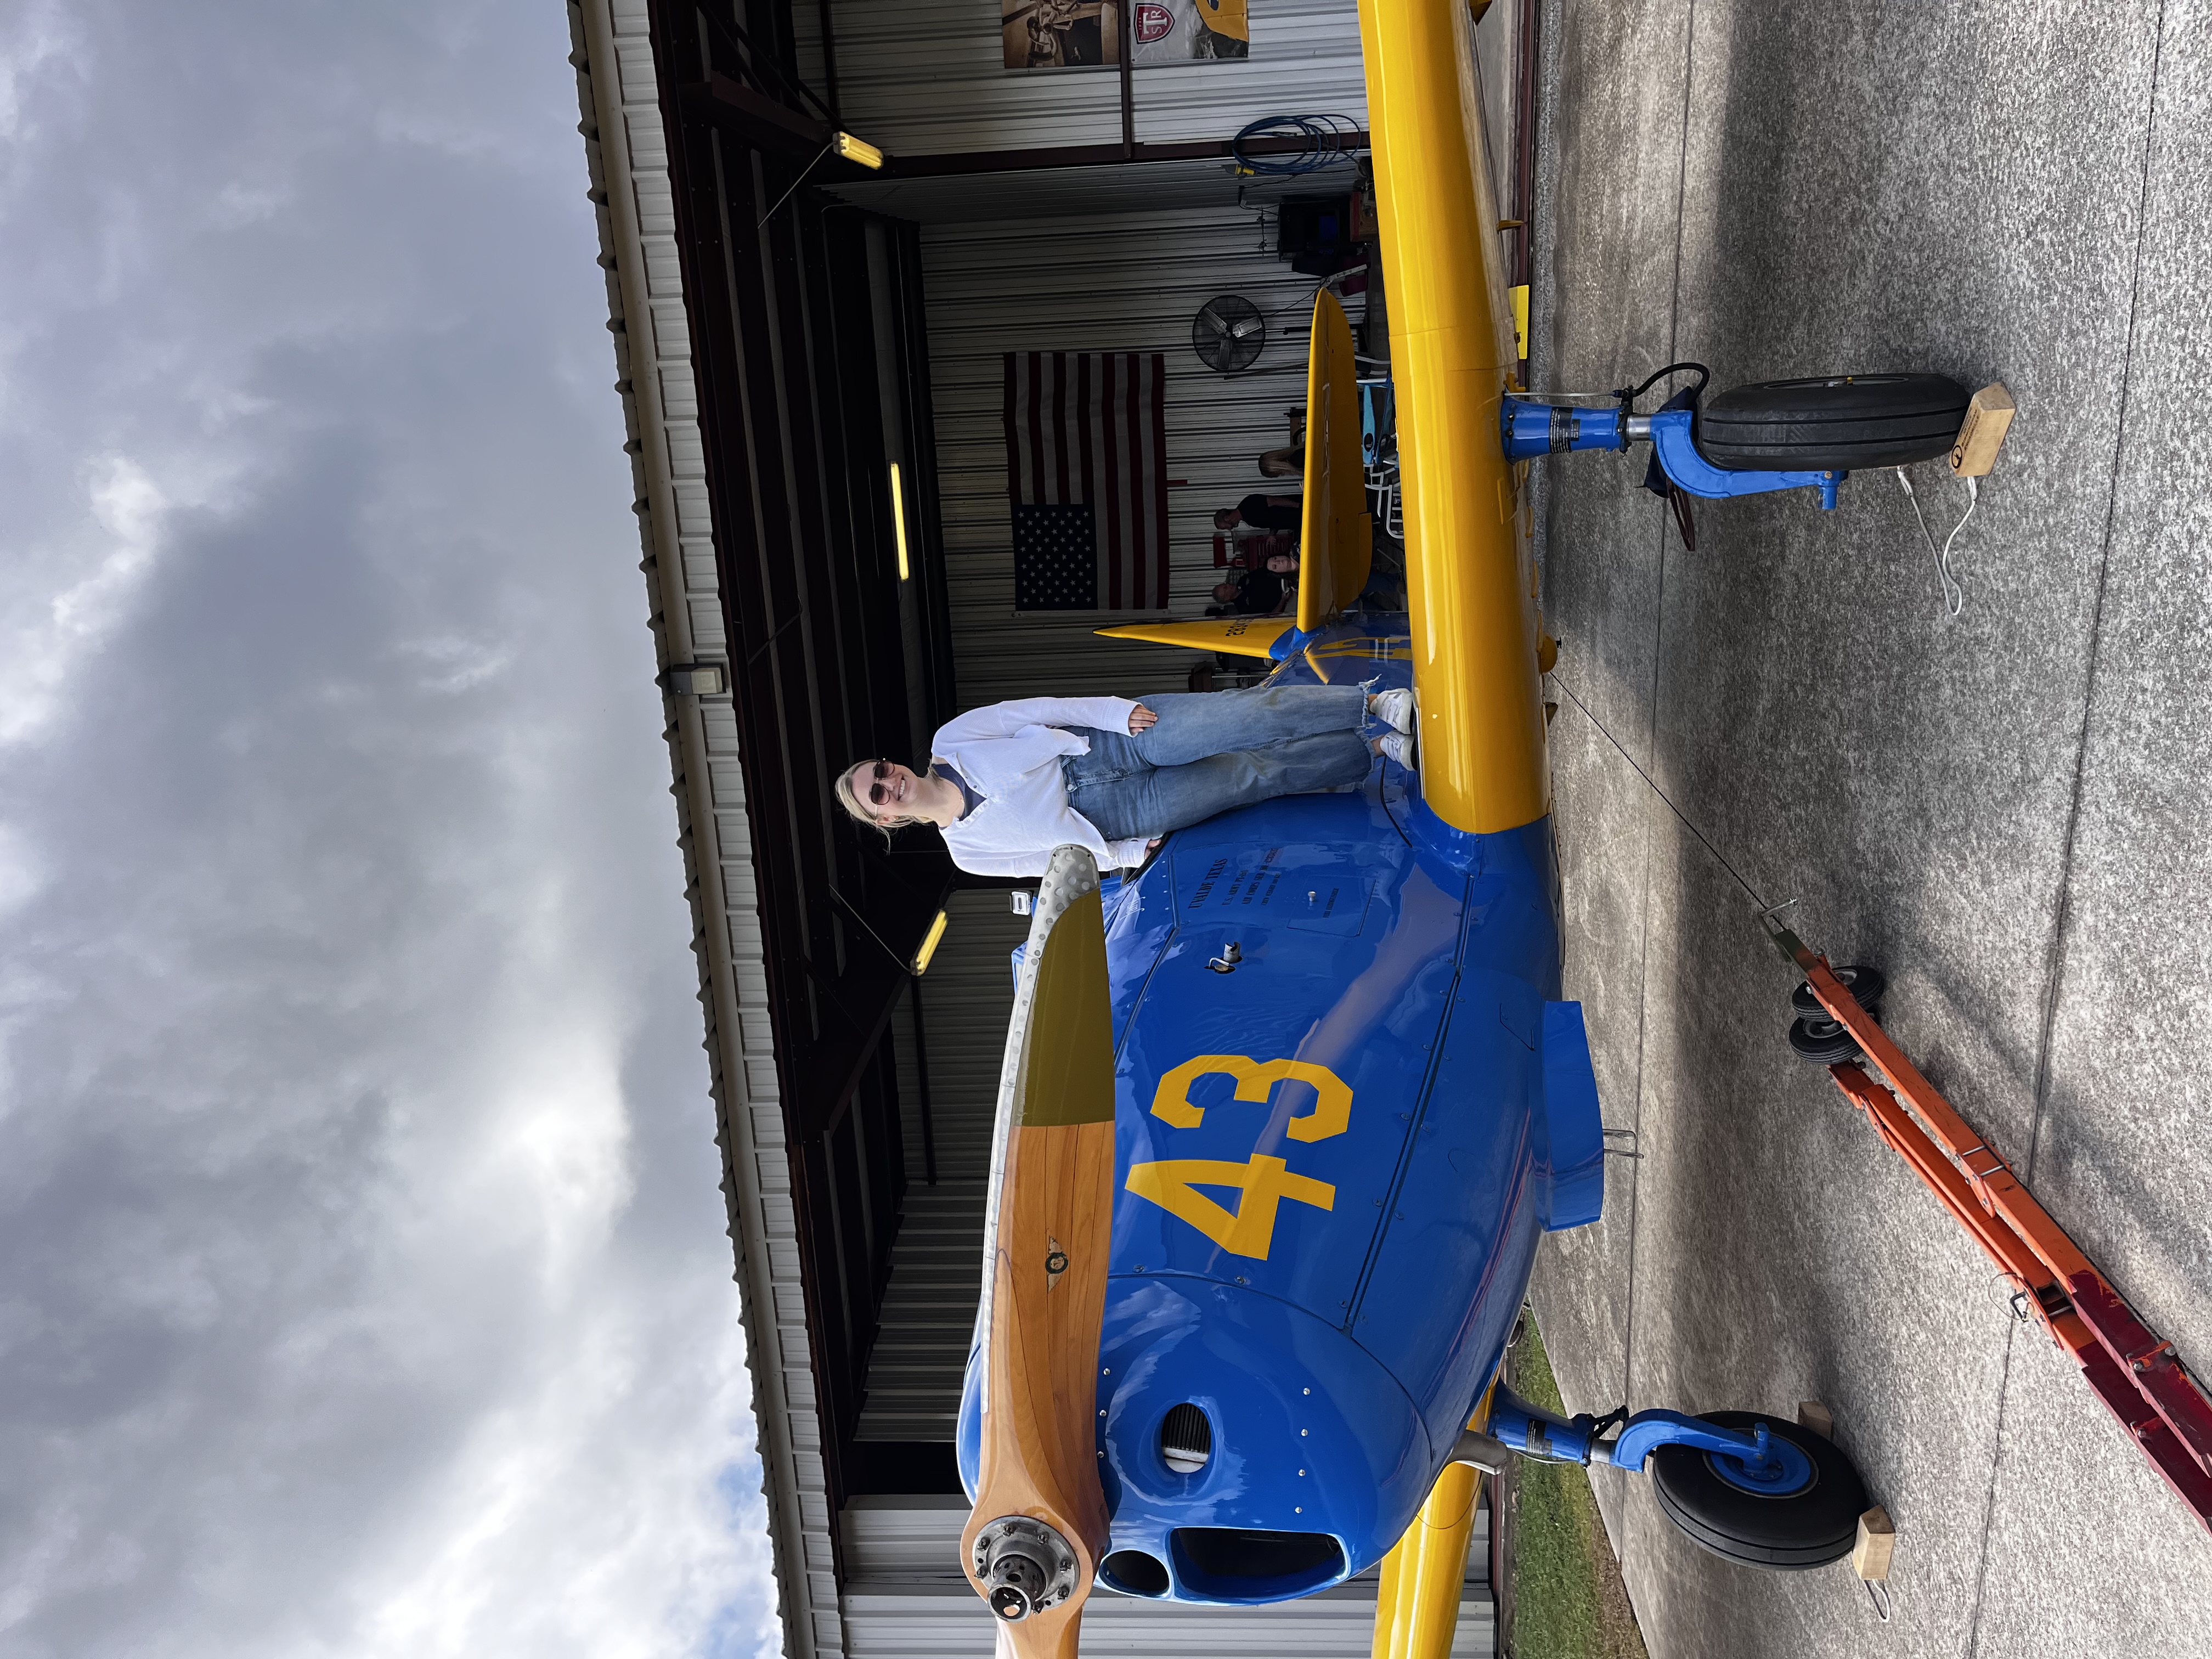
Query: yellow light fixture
912 908 950 975
889 461 910 580
833 131 885 170
758 132 884 228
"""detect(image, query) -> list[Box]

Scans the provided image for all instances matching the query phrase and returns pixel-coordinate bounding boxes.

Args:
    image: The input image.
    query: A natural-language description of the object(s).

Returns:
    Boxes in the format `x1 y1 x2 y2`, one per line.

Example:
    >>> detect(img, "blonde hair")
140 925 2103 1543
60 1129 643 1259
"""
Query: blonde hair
834 760 930 839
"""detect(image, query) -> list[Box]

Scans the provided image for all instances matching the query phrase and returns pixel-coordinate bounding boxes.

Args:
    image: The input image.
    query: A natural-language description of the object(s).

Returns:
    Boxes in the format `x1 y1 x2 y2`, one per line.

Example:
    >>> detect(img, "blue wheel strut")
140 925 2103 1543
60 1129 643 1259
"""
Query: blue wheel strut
1486 1383 1817 1498
1500 396 1846 510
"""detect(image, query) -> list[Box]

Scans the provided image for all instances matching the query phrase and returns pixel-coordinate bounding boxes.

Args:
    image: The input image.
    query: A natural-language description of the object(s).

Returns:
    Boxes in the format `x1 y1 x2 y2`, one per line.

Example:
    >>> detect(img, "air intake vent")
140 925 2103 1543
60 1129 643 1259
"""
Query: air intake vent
1099 1550 1171 1597
1160 1403 1212 1475
1170 1527 1347 1600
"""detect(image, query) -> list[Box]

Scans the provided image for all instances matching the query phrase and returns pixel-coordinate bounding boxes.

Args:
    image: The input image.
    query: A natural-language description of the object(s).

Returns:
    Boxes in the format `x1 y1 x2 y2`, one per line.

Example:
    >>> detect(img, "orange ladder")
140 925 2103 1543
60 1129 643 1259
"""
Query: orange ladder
1766 916 2212 1528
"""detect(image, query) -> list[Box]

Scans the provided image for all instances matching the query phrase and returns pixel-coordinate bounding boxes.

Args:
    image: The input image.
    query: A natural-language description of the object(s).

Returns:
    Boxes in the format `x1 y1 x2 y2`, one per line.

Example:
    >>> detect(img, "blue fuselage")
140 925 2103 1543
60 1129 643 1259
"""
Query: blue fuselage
960 617 1603 1604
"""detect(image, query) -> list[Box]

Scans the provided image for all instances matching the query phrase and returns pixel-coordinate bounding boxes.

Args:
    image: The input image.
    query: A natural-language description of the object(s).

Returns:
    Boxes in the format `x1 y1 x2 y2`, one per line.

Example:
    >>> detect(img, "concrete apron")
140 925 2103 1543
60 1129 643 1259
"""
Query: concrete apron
1521 2 2212 1656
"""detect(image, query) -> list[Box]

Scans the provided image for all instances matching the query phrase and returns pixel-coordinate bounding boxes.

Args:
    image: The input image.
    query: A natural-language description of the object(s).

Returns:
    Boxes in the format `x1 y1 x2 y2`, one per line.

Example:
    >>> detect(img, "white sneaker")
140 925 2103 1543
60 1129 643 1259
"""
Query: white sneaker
1369 688 1417 733
1378 731 1417 770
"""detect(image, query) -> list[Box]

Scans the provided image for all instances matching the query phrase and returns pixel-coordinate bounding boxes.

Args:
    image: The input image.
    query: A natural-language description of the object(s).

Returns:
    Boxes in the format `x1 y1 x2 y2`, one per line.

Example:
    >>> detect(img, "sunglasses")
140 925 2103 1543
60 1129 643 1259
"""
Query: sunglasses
866 761 896 808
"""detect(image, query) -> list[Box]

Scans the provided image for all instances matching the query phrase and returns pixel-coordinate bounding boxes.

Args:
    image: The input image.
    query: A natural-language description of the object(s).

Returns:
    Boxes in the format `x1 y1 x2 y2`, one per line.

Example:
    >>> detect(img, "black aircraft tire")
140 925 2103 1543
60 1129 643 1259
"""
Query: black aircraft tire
1651 1412 1868 1571
1700 374 1968 471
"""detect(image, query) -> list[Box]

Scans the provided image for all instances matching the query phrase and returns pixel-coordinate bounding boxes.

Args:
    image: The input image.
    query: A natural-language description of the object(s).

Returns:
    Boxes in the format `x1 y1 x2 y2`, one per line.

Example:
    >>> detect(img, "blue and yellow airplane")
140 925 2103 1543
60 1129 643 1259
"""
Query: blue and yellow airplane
945 3 1952 1652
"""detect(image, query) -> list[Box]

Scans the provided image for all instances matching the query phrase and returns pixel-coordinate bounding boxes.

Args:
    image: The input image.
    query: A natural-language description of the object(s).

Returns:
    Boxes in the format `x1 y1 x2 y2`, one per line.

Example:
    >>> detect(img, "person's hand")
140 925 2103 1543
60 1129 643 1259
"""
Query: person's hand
1146 838 1164 854
1127 704 1158 733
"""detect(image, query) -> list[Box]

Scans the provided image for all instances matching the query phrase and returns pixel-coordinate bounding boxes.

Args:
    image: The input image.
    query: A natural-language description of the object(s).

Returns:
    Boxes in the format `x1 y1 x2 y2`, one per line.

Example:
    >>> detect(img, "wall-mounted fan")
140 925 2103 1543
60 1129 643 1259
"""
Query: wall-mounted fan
1191 294 1266 373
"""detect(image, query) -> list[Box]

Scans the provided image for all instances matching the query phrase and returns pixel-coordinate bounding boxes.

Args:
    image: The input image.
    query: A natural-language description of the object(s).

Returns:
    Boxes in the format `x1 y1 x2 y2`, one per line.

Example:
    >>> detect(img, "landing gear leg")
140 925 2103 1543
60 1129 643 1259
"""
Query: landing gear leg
1475 1384 1870 1571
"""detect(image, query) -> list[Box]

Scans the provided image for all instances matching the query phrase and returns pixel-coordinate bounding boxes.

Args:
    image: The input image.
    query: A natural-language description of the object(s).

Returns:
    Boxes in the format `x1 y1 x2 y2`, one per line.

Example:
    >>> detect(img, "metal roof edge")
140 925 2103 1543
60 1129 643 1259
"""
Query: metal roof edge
567 4 839 1656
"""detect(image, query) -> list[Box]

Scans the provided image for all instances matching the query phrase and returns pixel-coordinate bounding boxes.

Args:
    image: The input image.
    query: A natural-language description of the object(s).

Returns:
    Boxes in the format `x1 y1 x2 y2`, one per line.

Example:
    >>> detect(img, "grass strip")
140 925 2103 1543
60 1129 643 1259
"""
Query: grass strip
1508 1321 1649 1659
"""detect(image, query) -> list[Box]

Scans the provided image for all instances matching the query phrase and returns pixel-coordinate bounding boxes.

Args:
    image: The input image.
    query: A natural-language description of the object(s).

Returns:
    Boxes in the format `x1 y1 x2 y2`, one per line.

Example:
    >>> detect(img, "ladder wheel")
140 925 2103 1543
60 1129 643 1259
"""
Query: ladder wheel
1790 964 1887 1020
1788 1015 1864 1066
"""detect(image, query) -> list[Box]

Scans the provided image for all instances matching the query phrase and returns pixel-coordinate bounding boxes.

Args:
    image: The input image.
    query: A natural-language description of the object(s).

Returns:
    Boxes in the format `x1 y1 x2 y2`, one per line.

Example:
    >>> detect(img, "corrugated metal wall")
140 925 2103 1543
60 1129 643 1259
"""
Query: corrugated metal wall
926 202 1364 707
794 0 1367 156
858 890 1023 1443
1132 0 1367 145
904 891 1030 1177
839 1496 1497 1656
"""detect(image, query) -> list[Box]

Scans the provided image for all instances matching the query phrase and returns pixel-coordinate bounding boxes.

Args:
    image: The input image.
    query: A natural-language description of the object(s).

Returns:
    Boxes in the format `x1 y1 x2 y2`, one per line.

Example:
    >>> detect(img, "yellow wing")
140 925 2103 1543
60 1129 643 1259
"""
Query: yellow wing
1093 614 1293 660
1359 0 1548 834
1297 289 1375 630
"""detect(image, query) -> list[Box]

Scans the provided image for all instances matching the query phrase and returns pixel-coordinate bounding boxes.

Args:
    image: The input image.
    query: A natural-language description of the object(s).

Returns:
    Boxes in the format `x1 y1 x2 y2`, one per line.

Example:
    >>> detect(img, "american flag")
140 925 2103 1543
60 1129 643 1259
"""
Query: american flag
1003 351 1170 612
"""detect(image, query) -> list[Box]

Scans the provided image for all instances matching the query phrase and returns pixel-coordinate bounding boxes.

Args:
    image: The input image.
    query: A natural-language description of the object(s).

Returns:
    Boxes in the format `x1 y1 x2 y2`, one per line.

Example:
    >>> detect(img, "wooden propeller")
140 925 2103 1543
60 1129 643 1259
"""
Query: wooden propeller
961 846 1119 1659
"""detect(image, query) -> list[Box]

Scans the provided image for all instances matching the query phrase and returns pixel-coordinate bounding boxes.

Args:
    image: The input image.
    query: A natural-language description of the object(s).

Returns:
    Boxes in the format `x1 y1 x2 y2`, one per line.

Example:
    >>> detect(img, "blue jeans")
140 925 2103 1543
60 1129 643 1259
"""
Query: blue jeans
1061 685 1375 843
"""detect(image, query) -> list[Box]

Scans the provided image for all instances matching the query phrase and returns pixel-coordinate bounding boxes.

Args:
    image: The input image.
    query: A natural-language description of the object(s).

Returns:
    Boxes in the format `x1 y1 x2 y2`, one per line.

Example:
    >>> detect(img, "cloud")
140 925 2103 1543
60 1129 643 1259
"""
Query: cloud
0 3 780 1656
0 455 188 749
0 823 43 921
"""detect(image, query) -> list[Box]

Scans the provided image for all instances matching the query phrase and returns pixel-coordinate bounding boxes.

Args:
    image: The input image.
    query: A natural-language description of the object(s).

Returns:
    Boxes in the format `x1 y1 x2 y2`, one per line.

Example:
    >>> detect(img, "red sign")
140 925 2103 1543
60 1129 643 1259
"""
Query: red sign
1134 3 1174 43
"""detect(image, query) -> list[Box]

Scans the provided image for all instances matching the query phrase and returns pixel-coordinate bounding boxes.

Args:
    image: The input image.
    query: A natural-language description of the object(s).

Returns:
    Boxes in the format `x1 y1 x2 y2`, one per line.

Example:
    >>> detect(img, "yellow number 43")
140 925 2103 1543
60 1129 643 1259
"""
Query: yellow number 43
1126 1155 1335 1261
1126 1054 1352 1260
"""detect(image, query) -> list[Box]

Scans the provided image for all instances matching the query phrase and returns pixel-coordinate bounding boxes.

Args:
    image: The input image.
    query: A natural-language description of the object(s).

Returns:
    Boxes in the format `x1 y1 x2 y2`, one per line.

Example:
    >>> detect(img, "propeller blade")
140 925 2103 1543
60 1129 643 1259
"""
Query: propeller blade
962 847 1118 1659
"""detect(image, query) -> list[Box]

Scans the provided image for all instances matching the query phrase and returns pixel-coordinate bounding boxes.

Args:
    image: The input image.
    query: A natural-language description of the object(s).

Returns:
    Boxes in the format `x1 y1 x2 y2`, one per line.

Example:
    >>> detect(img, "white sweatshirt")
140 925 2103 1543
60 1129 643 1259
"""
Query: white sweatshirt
931 695 1153 878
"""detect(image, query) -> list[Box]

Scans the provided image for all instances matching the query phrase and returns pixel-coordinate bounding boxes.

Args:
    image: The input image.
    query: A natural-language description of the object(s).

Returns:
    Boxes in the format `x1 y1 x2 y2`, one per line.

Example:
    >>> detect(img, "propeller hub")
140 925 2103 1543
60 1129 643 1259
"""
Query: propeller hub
988 1578 1037 1622
972 1516 1079 1622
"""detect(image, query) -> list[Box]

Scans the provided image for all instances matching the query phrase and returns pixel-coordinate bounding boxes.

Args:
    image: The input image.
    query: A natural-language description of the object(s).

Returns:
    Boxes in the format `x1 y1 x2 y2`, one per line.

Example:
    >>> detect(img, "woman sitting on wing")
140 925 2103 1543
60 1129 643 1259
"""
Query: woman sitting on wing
834 684 1416 878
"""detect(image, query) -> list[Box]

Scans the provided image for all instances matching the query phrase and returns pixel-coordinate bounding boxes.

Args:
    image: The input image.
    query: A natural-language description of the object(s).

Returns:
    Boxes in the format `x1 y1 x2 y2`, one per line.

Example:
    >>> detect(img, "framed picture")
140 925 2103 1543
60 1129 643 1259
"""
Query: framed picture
1001 0 1121 70
1131 0 1248 61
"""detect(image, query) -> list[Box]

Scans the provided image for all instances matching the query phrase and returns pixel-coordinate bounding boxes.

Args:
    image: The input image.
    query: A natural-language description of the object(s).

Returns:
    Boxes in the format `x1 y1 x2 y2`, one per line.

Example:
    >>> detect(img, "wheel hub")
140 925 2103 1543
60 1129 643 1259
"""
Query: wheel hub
1705 1422 1816 1497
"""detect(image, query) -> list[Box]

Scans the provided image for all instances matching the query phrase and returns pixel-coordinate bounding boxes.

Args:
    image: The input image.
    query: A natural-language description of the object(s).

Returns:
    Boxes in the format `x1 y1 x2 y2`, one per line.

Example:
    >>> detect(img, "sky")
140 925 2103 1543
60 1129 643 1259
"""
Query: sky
0 2 777 1655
